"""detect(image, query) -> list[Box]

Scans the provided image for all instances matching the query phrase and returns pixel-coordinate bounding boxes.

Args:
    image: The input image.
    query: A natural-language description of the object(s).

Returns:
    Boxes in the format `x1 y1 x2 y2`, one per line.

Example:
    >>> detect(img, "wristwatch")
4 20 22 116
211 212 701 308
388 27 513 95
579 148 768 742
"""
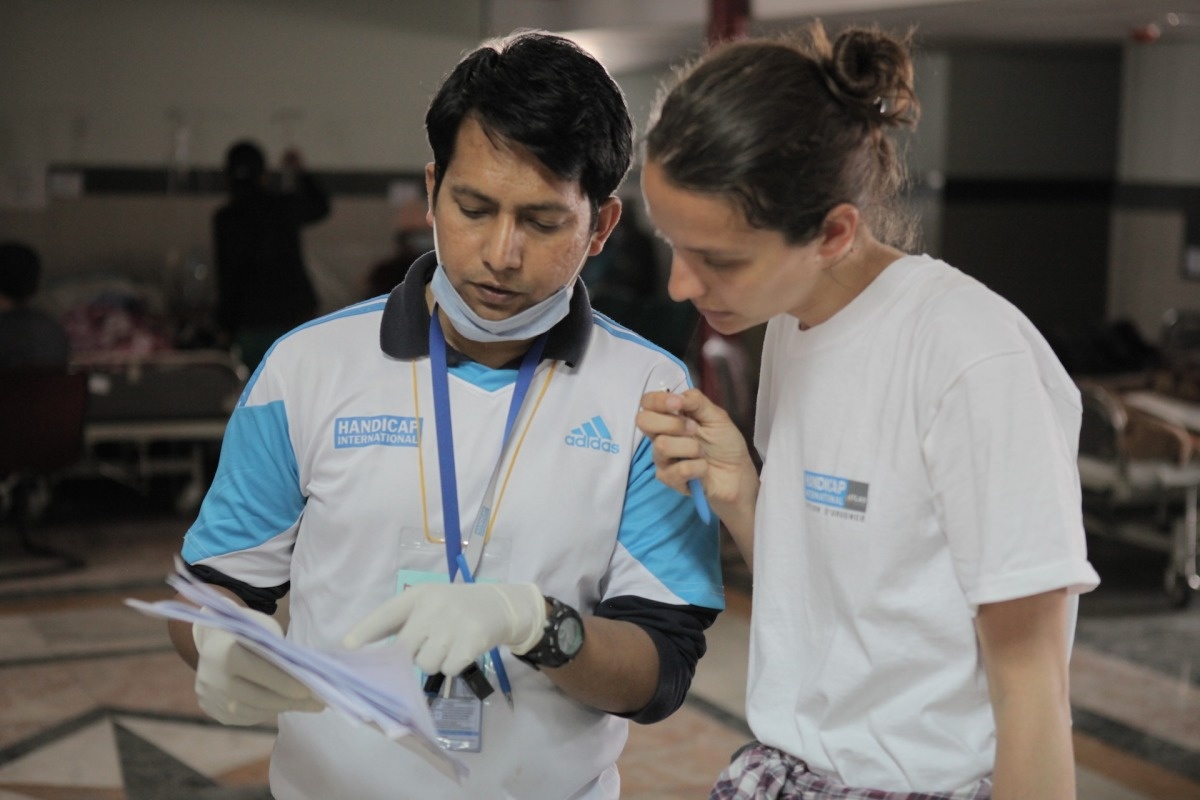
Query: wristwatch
515 596 585 670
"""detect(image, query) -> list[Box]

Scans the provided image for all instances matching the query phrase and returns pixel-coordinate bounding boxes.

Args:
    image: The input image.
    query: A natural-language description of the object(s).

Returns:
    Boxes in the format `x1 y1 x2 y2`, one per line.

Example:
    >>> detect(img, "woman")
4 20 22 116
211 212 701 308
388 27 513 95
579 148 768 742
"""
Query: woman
636 22 1099 800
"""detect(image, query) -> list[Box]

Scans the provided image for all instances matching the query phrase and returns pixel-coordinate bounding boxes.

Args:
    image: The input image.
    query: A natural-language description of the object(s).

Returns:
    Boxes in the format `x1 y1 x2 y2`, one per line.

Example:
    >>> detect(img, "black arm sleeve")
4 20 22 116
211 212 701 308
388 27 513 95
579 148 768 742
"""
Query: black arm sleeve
593 595 720 724
184 562 289 616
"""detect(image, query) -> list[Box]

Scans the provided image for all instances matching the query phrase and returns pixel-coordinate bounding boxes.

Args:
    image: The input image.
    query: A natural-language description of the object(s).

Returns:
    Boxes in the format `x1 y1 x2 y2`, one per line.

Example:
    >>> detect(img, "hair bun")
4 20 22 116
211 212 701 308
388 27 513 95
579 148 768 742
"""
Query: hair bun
824 27 919 128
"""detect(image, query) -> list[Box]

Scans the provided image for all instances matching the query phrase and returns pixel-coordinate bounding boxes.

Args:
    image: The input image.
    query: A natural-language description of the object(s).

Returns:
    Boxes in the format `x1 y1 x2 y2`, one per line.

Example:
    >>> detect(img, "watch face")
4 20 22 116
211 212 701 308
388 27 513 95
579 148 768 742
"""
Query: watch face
558 615 584 657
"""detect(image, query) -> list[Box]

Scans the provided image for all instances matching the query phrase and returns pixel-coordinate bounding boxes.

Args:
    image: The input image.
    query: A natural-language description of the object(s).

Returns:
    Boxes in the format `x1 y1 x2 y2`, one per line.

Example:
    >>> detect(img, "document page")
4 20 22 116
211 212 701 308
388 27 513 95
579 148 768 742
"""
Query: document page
126 560 468 783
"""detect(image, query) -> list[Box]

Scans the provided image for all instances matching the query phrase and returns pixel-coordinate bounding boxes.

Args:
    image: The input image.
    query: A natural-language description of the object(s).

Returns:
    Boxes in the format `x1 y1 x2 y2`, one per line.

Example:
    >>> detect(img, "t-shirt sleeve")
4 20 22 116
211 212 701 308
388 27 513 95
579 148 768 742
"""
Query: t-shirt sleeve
181 364 306 589
586 424 726 723
603 436 725 611
922 349 1100 609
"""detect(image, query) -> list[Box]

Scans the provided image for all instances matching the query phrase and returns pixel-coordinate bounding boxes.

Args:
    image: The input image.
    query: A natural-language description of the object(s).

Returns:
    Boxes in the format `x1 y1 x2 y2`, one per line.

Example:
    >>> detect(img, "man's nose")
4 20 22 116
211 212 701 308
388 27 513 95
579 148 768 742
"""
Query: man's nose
483 216 522 271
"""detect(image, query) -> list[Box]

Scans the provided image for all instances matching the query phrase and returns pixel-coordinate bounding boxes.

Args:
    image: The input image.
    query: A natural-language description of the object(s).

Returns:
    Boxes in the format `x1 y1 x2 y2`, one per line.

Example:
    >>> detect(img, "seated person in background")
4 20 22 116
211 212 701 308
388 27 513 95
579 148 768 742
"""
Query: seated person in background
0 241 70 370
582 210 698 357
581 210 658 306
363 196 435 299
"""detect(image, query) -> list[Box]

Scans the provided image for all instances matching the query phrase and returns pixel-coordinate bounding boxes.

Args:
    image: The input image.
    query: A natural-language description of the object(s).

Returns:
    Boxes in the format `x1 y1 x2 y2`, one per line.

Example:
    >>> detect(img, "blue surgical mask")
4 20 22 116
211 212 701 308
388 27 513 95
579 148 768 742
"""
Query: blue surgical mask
429 263 575 344
428 216 585 343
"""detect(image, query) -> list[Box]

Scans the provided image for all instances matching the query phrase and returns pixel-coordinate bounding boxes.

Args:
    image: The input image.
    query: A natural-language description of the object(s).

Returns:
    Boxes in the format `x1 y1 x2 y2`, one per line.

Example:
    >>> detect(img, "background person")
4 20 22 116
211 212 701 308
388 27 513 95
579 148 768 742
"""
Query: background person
363 196 435 299
0 240 70 371
212 140 330 372
636 22 1099 799
168 31 723 800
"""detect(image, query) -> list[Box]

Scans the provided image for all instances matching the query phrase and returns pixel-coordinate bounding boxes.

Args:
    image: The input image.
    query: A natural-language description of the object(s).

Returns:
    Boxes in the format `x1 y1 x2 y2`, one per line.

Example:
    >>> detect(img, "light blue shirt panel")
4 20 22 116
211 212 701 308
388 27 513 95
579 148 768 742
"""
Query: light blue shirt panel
450 360 518 391
618 437 725 610
182 399 306 562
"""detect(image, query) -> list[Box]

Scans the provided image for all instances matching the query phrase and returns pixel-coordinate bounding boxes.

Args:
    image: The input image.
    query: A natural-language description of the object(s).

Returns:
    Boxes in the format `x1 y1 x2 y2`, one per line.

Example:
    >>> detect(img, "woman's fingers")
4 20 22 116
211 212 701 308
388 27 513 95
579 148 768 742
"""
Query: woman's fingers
636 406 695 439
638 386 749 499
651 429 703 465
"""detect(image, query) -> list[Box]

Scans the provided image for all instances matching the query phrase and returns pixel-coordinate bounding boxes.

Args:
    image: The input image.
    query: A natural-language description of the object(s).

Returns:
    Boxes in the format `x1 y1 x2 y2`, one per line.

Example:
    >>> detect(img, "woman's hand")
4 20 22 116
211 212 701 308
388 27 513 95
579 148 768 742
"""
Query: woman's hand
637 388 760 563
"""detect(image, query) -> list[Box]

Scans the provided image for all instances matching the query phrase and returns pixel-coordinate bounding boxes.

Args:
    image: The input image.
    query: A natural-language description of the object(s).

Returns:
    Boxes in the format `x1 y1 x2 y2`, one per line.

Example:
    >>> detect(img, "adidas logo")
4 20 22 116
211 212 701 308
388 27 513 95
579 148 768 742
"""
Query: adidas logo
564 415 621 454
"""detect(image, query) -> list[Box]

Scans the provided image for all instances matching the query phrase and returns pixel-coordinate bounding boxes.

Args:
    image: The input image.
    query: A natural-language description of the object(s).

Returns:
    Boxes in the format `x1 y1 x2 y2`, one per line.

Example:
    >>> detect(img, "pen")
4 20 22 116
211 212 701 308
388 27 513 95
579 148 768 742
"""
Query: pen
688 477 712 525
654 377 712 525
455 553 515 709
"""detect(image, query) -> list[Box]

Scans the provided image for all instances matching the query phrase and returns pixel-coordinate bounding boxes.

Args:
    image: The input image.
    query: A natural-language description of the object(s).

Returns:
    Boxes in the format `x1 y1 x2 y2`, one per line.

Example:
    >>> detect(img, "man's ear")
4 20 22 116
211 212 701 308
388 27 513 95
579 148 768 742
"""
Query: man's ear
587 197 624 256
818 203 859 262
424 163 437 227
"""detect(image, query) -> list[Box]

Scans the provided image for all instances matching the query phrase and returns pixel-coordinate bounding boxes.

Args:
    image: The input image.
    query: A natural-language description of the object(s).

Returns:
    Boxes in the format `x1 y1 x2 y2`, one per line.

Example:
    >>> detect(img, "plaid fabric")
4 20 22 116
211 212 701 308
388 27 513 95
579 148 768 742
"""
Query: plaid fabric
710 742 993 800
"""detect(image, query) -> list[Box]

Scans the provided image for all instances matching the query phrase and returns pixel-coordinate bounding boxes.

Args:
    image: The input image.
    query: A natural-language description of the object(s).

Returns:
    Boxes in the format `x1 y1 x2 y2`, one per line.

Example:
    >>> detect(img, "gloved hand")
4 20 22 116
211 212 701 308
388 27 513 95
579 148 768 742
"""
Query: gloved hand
342 583 546 677
193 607 325 725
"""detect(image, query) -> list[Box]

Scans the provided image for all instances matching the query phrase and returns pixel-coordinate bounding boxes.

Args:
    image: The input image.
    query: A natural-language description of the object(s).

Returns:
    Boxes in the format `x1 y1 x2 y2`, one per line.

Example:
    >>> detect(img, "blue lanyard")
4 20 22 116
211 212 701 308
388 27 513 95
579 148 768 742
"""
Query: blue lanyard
428 311 546 581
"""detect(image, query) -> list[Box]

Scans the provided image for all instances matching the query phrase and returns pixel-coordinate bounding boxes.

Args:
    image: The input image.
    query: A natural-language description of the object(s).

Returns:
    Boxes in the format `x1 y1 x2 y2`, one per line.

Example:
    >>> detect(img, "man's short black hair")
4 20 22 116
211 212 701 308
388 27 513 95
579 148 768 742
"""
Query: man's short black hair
0 240 41 302
425 31 633 220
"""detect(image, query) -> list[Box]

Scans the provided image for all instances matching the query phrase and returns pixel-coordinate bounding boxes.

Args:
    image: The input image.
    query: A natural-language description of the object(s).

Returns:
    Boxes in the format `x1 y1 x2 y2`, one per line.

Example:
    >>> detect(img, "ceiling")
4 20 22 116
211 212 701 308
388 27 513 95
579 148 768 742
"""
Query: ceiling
480 0 1200 74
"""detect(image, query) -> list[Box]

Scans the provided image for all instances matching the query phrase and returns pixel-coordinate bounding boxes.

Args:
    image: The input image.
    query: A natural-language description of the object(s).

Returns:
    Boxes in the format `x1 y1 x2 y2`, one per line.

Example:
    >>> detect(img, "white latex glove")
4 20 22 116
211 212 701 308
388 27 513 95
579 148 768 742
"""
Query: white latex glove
342 583 547 677
192 607 324 725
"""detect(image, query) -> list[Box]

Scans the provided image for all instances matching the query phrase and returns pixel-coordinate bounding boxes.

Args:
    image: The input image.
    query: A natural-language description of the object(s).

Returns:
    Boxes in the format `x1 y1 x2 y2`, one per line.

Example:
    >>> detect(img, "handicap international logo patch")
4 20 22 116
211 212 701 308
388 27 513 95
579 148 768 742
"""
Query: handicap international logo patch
334 415 422 448
803 470 869 514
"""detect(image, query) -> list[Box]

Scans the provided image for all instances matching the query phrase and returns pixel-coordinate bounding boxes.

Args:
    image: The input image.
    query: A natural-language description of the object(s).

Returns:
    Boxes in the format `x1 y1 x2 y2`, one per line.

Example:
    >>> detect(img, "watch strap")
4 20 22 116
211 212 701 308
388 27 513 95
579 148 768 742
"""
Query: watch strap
514 596 584 670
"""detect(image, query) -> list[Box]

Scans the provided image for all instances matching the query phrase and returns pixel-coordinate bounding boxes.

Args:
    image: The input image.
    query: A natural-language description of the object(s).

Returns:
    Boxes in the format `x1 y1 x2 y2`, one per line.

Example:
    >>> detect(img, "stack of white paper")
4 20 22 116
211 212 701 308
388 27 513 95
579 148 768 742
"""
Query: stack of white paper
126 561 468 783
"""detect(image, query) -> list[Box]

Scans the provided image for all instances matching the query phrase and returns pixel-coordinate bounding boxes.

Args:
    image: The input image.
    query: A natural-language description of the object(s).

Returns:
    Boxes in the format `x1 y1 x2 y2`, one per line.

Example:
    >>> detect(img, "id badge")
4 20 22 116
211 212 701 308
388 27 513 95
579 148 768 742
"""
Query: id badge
396 565 487 753
395 527 517 754
427 674 484 753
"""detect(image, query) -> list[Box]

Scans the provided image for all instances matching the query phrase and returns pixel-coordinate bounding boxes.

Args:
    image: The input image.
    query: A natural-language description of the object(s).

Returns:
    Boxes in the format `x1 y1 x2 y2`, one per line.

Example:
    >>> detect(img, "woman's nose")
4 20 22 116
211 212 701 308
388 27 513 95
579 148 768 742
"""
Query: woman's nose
667 254 704 302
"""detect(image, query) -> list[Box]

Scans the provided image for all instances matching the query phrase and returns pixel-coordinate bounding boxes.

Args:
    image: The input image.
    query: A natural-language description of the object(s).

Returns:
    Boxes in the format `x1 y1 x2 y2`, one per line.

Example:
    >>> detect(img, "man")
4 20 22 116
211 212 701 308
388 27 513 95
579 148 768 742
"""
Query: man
212 140 330 372
168 31 724 800
0 241 70 371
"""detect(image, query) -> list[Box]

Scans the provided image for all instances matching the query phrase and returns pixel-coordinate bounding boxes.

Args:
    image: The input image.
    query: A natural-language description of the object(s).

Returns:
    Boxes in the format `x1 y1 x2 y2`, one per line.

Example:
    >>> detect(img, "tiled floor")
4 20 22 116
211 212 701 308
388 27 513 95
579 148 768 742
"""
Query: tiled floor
1 484 1198 799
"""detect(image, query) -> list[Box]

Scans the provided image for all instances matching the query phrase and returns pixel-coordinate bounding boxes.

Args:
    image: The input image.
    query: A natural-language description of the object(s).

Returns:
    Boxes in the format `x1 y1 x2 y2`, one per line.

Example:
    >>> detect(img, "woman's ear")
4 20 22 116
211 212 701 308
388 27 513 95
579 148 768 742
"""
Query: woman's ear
818 203 860 262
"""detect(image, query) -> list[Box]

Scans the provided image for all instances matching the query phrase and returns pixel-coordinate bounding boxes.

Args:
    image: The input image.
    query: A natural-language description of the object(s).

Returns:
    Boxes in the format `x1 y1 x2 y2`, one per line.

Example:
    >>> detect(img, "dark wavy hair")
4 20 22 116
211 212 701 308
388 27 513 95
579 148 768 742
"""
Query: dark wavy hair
646 22 920 248
426 31 634 224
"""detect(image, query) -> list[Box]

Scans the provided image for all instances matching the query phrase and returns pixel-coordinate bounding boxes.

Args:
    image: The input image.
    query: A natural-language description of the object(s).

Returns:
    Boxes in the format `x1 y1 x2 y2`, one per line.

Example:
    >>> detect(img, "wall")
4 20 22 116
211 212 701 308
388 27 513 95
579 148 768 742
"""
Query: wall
0 0 479 169
937 45 1121 337
905 50 951 254
0 0 476 311
1109 40 1200 342
4 0 1191 345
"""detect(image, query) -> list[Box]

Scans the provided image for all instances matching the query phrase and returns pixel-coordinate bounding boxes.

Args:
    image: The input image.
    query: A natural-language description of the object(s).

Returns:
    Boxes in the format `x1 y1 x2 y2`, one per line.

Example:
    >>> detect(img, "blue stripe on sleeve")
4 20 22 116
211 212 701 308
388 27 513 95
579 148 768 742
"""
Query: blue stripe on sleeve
239 300 388 404
182 399 306 562
593 314 697 389
617 437 725 609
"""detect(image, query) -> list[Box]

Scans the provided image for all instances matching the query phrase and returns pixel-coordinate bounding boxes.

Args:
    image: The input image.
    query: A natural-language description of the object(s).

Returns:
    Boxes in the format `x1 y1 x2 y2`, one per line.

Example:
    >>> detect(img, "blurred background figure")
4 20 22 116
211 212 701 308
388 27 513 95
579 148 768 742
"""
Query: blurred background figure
213 140 330 372
362 195 433 299
582 207 698 357
0 241 70 371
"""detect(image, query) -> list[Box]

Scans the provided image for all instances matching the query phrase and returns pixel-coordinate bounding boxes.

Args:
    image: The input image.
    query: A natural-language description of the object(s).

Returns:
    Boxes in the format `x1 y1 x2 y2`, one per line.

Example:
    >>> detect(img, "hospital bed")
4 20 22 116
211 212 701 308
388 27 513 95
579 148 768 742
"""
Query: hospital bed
71 349 247 514
1078 381 1200 608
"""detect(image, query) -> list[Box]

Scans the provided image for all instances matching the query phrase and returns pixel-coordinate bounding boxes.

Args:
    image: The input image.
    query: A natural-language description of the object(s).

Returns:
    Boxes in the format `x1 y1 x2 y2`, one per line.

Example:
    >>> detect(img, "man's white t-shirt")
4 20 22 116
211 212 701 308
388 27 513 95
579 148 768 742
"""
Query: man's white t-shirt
747 254 1099 791
182 269 724 799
